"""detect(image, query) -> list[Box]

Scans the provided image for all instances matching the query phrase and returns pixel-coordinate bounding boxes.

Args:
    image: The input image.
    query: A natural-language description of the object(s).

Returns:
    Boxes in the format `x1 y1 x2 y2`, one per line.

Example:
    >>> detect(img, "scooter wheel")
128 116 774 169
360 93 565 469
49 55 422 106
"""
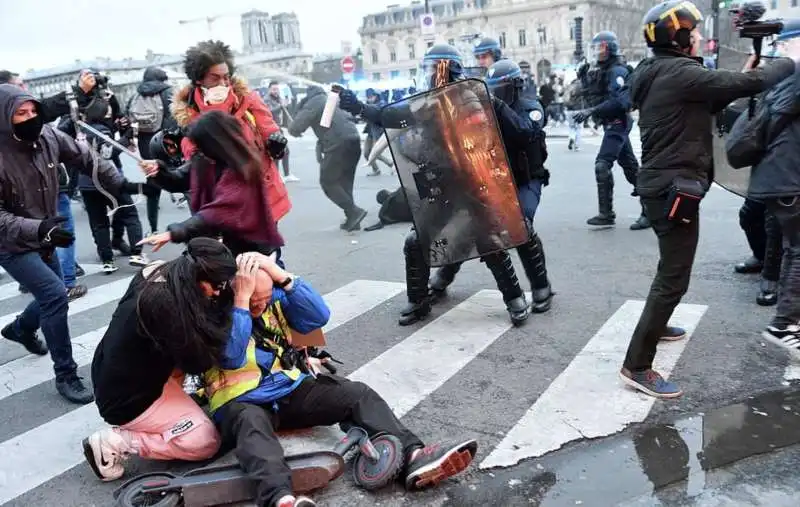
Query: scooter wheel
352 434 405 491
115 474 182 507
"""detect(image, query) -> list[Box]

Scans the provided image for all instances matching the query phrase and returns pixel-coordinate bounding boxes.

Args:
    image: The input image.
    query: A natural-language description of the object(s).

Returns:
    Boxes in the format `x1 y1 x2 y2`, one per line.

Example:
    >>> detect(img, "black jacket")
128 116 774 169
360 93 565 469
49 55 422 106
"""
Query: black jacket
749 68 800 199
288 86 360 152
629 50 795 197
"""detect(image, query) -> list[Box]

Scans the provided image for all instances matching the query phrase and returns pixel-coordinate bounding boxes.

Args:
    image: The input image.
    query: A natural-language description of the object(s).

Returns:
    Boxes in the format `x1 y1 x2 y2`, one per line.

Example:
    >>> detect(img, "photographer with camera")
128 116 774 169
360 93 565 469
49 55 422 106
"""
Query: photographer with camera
619 0 798 399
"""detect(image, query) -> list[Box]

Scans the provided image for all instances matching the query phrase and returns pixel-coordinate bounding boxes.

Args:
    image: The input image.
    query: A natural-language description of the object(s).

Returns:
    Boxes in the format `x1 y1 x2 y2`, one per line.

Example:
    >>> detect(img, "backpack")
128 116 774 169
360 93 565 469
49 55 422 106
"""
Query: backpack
128 93 164 133
725 96 797 169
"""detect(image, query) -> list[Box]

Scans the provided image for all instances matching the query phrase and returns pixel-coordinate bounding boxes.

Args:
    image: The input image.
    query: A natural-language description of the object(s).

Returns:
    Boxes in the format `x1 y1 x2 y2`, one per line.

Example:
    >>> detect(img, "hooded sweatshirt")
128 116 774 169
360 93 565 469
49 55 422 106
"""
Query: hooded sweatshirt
0 84 125 254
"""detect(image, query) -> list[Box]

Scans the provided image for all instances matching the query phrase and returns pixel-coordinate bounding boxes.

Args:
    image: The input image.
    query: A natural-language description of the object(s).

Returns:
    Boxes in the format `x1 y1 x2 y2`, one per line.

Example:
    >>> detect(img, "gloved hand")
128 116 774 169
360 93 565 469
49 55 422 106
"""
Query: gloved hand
267 131 288 160
338 89 364 116
577 62 590 79
115 117 130 130
572 109 594 124
38 216 74 248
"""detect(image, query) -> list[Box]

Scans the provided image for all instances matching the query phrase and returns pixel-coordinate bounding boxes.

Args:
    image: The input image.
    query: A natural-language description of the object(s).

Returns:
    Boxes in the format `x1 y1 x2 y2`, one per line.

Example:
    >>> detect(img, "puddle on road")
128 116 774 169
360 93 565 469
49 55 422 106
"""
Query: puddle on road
443 386 800 506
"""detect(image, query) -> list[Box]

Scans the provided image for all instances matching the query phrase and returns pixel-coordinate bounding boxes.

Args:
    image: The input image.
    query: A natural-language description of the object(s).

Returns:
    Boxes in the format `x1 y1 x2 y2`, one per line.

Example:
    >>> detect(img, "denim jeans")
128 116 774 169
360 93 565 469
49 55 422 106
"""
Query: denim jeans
0 250 77 379
56 192 77 288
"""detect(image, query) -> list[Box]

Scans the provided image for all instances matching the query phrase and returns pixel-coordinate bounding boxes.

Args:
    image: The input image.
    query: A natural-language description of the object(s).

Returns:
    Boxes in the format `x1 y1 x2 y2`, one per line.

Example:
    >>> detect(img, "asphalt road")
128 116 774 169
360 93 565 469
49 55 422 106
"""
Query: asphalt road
1 126 798 507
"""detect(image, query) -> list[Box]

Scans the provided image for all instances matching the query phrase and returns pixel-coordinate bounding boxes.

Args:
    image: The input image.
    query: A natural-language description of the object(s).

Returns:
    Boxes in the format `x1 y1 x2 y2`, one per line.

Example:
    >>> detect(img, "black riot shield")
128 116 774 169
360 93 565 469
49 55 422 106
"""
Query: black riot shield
380 78 529 267
712 46 754 198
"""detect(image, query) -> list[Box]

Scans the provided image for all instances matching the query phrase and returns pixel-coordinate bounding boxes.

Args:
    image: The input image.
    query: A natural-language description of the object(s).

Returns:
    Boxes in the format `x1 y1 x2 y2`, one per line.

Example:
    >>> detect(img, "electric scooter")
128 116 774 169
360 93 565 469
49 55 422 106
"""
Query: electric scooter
112 426 406 507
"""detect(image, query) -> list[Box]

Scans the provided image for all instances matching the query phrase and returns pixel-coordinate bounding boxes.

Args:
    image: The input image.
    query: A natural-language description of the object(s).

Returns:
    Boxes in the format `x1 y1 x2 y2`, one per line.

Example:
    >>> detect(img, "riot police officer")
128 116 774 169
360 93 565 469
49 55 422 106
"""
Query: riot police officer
430 60 554 313
337 44 530 327
473 37 502 68
573 32 649 230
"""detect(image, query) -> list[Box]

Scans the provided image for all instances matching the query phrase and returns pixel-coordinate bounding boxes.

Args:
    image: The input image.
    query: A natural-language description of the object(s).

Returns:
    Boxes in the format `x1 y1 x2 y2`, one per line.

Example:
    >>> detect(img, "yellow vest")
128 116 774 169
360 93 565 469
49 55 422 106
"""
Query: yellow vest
204 302 303 414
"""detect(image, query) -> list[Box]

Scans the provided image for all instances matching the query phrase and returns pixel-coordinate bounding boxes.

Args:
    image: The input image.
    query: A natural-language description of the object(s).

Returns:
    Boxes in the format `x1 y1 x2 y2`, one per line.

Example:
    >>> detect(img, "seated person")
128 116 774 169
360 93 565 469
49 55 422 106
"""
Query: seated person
363 188 415 232
83 238 239 481
207 252 478 507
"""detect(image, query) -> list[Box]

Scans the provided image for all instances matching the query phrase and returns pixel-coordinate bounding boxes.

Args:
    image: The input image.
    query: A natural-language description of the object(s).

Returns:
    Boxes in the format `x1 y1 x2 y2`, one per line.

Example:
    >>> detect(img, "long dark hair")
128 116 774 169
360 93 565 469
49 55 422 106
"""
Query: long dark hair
187 110 262 183
136 237 238 374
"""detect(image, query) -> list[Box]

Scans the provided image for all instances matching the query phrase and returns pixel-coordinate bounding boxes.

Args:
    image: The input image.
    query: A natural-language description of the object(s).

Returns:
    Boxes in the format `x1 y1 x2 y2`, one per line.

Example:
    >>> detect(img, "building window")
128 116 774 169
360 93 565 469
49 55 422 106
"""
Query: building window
519 29 527 47
409 68 417 77
390 70 400 79
390 49 397 62
538 28 547 45
408 43 416 60
448 38 455 46
371 49 379 64
499 32 507 48
427 41 434 48
569 22 575 41
372 72 381 80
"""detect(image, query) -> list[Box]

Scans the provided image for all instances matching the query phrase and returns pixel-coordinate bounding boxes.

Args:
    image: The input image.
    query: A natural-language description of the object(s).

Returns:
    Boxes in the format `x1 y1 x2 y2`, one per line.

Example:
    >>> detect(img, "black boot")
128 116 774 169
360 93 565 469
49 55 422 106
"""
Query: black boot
516 231 554 313
429 263 463 303
756 279 778 306
399 230 432 326
587 179 616 227
630 202 651 230
2 321 48 355
734 256 763 274
483 252 529 326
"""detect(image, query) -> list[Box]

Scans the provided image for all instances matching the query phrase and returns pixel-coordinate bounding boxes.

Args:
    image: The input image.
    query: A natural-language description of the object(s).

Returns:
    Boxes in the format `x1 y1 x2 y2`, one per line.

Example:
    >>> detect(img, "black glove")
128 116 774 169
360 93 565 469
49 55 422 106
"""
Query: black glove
38 216 74 248
338 89 364 116
572 109 593 124
577 62 590 79
267 132 288 160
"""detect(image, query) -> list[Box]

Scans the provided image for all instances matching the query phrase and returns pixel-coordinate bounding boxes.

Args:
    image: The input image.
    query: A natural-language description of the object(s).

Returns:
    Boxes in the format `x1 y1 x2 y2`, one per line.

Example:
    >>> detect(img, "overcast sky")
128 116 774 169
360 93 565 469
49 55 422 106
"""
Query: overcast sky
0 0 393 72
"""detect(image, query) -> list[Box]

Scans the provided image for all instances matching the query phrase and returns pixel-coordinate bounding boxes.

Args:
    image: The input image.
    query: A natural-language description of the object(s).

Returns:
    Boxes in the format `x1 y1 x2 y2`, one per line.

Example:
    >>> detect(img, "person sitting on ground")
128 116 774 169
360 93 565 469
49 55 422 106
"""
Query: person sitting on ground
205 252 478 507
363 188 415 232
83 238 239 481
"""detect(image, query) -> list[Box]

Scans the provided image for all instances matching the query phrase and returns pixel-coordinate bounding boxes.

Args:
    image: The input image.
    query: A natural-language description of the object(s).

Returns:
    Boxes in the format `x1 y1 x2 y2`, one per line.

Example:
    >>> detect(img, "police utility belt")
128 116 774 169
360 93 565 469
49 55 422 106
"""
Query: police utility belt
666 177 705 224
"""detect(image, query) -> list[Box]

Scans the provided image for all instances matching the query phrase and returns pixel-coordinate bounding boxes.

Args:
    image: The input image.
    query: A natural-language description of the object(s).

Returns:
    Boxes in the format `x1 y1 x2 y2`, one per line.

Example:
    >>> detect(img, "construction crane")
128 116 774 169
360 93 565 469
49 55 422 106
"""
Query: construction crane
178 12 240 39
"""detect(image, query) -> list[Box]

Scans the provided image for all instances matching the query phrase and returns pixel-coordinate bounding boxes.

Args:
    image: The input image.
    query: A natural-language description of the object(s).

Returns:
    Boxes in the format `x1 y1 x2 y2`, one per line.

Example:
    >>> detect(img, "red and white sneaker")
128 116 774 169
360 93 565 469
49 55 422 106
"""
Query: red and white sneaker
404 439 478 490
275 495 316 507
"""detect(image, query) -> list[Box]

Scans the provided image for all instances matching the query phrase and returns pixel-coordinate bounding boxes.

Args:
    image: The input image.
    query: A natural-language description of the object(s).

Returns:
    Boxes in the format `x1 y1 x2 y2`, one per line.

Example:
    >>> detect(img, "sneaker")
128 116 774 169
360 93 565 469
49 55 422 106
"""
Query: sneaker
619 368 683 399
111 240 132 256
660 326 686 342
82 428 135 481
55 374 94 404
761 325 800 359
404 440 478 490
66 285 88 301
128 254 149 267
342 208 368 232
1 322 48 355
75 264 86 277
102 262 118 274
283 174 300 182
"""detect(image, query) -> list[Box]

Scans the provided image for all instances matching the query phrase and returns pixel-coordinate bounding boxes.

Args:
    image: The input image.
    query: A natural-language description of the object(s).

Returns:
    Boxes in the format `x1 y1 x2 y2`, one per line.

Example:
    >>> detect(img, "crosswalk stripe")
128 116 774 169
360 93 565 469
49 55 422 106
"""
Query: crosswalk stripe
0 276 134 330
0 264 107 304
0 279 405 505
277 289 517 455
480 299 708 469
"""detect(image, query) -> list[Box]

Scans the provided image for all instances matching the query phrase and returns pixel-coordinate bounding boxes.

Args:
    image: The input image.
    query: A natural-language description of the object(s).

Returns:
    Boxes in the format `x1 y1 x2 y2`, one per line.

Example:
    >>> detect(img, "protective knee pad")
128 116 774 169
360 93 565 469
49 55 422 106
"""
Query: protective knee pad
482 251 524 303
594 160 614 185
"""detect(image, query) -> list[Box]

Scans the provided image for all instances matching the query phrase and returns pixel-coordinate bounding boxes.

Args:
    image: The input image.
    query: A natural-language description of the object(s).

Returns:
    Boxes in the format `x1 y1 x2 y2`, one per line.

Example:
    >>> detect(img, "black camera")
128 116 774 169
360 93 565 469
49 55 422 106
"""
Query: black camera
93 72 109 89
730 2 784 39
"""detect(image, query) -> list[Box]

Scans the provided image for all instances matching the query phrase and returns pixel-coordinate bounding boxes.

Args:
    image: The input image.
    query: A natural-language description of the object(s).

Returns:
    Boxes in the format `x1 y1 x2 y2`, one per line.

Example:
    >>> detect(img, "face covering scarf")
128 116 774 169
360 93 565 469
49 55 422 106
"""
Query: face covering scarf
12 115 44 143
202 85 231 105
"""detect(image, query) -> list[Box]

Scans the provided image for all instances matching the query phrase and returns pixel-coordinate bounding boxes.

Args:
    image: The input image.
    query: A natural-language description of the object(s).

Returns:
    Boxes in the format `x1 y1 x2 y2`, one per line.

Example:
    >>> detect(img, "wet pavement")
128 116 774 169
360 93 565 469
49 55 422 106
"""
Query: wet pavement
442 386 800 506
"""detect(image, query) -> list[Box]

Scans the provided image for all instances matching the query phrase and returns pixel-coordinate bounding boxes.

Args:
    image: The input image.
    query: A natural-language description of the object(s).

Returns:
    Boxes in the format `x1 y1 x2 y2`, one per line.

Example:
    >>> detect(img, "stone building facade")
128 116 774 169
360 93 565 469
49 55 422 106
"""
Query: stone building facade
359 0 650 83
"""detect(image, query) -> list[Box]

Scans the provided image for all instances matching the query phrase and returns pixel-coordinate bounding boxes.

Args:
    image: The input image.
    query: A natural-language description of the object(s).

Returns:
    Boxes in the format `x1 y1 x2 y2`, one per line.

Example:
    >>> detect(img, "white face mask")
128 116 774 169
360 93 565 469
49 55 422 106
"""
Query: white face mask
202 85 230 105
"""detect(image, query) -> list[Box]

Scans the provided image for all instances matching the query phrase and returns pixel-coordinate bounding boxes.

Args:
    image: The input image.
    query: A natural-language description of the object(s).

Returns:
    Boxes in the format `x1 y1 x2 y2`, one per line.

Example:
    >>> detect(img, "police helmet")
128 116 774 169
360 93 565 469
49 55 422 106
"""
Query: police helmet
642 0 704 50
149 129 184 167
770 19 800 56
589 31 620 63
420 43 463 90
486 60 524 105
473 37 502 63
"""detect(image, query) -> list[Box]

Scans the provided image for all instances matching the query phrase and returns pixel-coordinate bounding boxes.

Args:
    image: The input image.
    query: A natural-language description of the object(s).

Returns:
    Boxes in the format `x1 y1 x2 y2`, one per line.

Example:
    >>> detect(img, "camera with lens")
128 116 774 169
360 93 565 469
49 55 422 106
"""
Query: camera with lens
730 2 784 39
93 72 109 89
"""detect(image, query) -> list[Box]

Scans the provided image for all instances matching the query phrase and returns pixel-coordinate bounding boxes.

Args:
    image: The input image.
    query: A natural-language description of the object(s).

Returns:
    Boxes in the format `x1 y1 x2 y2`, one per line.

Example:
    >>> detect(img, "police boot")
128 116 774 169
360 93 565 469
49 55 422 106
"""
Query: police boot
399 230 432 326
756 279 778 307
630 202 651 231
516 232 554 314
587 178 616 227
429 262 463 303
483 252 530 326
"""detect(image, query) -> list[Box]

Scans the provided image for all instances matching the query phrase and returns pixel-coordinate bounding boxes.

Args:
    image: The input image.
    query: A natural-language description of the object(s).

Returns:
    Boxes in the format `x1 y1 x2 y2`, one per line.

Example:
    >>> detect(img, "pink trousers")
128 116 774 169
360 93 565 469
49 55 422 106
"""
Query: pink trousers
119 376 221 461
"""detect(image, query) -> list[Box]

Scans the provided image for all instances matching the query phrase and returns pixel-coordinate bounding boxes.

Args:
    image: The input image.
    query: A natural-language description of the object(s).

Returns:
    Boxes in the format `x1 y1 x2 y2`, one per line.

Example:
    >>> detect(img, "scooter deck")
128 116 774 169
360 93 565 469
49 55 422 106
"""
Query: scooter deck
181 451 345 507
